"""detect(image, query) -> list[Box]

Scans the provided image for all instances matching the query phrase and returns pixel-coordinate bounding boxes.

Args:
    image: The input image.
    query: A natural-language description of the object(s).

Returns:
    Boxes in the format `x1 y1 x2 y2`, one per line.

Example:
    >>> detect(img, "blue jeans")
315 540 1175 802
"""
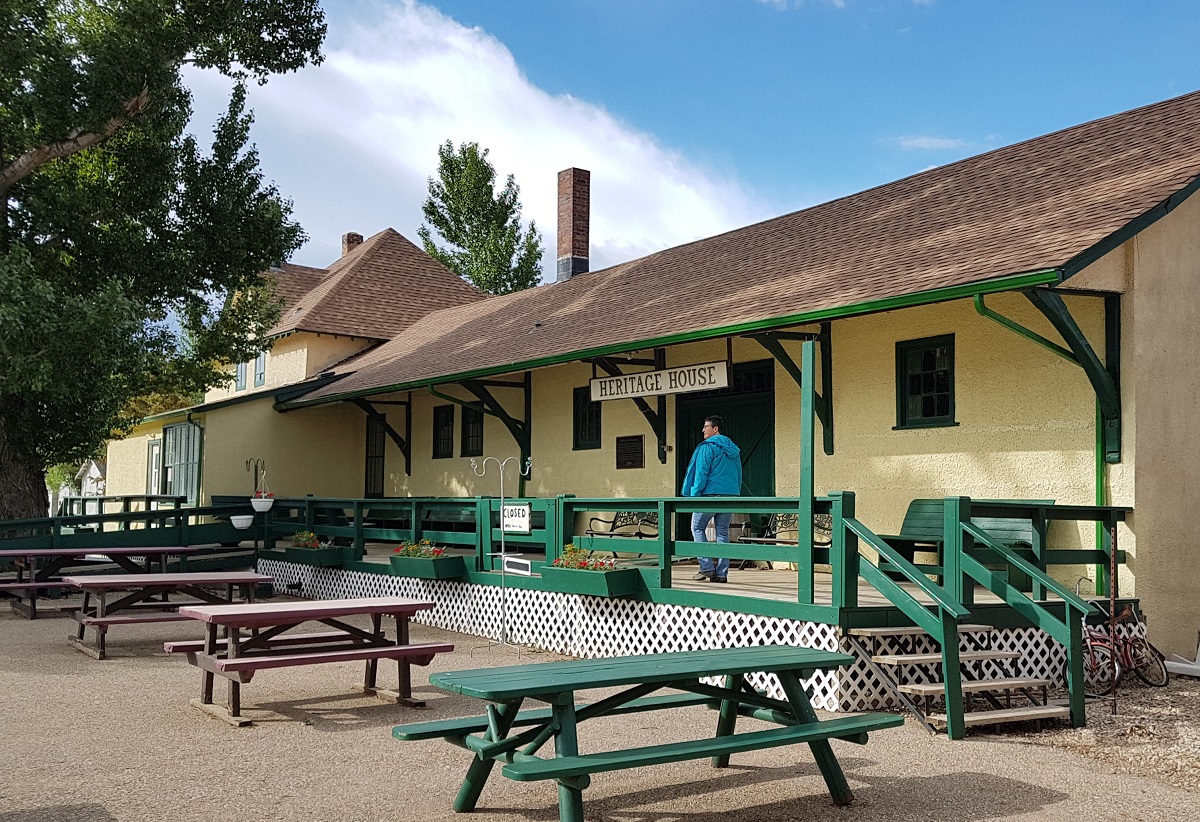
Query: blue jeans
691 511 731 578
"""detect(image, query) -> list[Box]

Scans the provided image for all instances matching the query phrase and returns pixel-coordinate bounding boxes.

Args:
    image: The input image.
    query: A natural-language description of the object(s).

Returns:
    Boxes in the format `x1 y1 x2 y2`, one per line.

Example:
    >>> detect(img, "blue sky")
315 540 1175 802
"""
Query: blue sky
189 0 1200 273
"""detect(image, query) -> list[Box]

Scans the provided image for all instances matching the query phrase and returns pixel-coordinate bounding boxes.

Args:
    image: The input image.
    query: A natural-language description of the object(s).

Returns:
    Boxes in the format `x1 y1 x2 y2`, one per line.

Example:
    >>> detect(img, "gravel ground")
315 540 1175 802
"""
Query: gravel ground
1033 678 1200 793
2 604 1196 822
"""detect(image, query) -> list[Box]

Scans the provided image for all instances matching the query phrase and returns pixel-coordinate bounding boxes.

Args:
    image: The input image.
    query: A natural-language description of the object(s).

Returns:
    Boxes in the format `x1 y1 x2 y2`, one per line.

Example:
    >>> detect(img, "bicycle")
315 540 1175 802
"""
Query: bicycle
1082 601 1169 696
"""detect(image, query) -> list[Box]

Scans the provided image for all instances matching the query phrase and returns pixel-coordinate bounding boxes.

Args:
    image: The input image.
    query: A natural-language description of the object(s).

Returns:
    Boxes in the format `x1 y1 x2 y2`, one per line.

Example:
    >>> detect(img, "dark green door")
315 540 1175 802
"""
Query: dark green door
675 359 775 498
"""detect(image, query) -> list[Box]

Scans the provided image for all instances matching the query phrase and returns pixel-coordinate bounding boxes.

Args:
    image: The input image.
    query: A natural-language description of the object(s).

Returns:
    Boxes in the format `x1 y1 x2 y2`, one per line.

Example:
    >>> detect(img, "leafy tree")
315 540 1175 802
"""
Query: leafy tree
0 1 326 520
419 140 544 295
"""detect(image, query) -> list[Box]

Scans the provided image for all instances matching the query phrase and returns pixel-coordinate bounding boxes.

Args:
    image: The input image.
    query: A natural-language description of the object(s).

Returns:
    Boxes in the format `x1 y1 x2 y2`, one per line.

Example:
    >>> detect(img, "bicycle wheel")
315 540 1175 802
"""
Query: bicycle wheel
1084 642 1121 696
1131 638 1170 687
813 514 833 547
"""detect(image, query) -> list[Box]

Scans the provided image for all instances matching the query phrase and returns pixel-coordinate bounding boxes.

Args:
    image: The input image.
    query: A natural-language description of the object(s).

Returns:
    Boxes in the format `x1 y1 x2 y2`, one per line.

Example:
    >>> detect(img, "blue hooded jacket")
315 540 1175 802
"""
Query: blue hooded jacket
682 434 742 497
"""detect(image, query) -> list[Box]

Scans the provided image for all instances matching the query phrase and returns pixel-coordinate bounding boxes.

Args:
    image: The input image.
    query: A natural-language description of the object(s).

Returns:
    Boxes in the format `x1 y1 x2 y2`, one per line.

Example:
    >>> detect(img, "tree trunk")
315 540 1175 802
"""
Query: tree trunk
0 412 49 522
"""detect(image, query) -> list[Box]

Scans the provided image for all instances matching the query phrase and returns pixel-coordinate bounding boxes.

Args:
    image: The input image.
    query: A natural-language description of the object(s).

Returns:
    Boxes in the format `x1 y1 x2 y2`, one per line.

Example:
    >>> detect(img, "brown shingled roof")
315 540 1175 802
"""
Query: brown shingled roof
294 89 1200 405
266 263 329 317
268 228 485 340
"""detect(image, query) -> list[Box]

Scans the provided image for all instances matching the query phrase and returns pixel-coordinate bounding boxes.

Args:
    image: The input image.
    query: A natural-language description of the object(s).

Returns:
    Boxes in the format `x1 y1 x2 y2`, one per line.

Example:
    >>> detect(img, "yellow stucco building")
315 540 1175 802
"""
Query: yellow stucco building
107 91 1200 656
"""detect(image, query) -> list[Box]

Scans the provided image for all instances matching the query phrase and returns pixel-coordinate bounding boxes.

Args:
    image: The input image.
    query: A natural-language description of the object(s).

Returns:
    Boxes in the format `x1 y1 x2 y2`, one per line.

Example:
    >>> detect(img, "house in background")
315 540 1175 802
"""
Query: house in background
104 90 1200 656
104 229 483 504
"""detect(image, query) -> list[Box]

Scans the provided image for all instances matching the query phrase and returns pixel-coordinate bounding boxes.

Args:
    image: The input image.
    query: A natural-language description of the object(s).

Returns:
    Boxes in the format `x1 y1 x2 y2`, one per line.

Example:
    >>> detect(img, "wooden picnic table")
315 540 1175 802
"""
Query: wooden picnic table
62 570 271 659
168 597 452 726
0 546 200 619
394 645 903 822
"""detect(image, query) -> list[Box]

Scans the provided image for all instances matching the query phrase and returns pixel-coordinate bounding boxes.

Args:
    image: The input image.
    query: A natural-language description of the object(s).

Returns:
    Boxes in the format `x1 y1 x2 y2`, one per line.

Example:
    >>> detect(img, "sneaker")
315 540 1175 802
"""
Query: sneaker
692 570 714 581
712 576 728 584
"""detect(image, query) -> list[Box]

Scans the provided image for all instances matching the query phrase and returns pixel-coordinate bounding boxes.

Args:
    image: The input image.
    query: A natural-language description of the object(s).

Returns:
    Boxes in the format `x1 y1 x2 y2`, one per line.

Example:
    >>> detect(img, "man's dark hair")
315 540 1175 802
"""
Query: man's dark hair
705 415 723 432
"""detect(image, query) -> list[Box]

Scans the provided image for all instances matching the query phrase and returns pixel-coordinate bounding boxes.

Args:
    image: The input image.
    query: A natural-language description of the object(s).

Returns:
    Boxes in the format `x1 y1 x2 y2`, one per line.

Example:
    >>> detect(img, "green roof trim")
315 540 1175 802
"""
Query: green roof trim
280 268 1060 409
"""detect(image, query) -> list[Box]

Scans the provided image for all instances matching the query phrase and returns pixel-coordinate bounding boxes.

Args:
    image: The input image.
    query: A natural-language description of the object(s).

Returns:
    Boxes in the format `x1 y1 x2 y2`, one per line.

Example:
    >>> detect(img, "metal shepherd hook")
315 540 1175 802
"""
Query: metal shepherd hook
471 455 532 648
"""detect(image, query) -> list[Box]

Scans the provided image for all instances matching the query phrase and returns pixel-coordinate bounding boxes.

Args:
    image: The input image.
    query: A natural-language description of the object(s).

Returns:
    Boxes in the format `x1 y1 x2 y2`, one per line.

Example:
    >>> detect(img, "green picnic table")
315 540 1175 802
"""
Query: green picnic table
393 645 902 821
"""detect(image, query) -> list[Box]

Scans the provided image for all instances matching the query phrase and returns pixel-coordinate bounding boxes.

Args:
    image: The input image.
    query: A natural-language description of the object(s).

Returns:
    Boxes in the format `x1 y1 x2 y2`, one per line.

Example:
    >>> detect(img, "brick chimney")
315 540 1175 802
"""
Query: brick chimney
342 231 364 256
556 168 590 281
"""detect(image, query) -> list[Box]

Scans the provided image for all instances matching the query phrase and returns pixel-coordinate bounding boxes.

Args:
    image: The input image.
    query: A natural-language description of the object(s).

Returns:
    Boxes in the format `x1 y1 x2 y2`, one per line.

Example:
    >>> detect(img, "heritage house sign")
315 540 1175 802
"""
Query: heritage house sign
590 361 729 401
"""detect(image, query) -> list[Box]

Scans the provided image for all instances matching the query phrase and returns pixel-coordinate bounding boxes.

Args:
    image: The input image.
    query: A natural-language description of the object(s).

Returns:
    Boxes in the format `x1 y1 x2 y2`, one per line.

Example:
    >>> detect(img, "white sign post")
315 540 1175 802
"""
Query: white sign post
470 455 533 649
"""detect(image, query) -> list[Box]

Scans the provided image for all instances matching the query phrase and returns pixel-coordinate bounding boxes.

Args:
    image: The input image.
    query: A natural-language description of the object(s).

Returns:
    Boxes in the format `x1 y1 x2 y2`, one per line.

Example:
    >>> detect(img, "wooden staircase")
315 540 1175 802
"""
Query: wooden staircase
847 624 1069 733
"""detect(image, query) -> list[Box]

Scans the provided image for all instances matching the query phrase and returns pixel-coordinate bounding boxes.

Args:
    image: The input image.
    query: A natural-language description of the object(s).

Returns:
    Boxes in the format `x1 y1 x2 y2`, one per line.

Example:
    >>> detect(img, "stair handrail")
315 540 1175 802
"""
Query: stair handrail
841 513 972 739
844 518 969 630
957 521 1097 730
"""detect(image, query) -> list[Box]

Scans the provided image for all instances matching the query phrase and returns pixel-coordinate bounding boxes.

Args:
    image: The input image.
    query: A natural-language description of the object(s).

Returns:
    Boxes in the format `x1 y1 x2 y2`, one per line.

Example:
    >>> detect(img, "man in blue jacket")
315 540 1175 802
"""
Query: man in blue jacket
681 414 741 583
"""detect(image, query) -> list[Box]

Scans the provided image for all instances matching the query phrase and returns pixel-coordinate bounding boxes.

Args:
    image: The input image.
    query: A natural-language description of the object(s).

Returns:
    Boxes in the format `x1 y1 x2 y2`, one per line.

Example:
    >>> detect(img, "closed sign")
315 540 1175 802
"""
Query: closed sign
502 504 531 534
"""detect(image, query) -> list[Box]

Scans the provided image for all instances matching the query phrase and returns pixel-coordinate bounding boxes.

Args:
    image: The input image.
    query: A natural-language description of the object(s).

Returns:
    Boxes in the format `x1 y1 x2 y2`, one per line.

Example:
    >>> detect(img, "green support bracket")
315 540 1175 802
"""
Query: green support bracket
593 350 669 463
747 325 834 455
1024 289 1121 463
350 397 411 476
457 374 533 497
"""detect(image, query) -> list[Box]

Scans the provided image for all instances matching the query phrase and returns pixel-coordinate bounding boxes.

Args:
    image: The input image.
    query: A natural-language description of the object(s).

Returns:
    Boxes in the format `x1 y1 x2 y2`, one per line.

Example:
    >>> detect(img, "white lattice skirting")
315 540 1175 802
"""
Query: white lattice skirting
259 560 1092 713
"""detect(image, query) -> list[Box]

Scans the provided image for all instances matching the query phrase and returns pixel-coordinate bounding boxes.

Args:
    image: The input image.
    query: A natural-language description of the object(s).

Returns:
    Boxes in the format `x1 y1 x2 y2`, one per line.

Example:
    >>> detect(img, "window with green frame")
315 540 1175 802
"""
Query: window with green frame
432 405 454 459
461 406 484 457
572 386 601 450
895 334 956 428
254 351 266 387
235 362 246 391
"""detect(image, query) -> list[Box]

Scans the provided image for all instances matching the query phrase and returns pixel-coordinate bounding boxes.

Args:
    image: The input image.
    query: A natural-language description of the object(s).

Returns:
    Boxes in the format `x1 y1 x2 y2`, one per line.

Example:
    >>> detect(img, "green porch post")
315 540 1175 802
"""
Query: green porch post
797 340 816 604
829 491 857 609
942 496 970 606
656 498 672 588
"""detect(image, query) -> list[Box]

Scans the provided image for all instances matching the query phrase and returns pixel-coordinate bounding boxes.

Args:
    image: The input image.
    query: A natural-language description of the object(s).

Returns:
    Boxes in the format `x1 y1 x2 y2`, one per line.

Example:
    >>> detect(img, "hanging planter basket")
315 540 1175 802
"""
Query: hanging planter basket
250 496 274 512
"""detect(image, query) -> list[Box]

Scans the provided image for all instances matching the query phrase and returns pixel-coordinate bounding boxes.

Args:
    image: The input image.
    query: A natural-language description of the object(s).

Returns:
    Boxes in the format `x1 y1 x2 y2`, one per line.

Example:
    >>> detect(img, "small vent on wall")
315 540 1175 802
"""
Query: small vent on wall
615 435 645 470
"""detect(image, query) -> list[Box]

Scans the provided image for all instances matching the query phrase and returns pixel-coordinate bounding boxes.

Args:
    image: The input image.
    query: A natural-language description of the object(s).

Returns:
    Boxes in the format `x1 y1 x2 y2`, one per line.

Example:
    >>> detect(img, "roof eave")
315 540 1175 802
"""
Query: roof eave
1060 173 1200 281
278 268 1059 410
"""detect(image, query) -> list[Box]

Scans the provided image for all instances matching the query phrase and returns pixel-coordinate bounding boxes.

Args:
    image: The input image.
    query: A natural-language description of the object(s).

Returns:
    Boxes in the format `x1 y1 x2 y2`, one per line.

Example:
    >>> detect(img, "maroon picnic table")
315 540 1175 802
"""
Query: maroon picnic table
167 597 451 726
0 546 200 619
62 570 272 659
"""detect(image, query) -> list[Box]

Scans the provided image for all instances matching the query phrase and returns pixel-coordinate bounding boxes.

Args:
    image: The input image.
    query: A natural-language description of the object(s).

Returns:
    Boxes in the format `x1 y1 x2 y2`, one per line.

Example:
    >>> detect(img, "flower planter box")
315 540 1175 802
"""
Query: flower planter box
250 497 274 512
389 554 465 579
285 546 342 567
539 565 641 598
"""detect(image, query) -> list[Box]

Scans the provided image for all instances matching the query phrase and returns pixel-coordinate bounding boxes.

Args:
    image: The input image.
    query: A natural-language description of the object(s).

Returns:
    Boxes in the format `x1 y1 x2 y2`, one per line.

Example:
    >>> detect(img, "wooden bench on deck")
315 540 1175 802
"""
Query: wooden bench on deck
582 511 659 560
876 498 1052 585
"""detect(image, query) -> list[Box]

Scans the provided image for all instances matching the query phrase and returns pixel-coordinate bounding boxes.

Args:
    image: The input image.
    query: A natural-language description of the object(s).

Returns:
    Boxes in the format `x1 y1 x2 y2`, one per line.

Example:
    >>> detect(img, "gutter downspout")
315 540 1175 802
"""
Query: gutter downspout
972 295 1107 588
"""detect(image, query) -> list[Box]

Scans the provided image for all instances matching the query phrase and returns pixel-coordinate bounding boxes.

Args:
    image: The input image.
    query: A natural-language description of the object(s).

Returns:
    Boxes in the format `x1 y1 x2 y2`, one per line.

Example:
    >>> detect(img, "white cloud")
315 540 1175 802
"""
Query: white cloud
757 0 847 8
896 135 967 150
186 0 767 277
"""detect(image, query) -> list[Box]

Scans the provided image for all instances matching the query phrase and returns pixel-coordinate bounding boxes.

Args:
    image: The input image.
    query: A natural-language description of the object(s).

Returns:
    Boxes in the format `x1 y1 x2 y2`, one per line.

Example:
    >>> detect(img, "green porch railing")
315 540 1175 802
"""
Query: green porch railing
260 496 563 571
834 490 973 740
943 497 1119 733
56 494 186 518
0 504 252 552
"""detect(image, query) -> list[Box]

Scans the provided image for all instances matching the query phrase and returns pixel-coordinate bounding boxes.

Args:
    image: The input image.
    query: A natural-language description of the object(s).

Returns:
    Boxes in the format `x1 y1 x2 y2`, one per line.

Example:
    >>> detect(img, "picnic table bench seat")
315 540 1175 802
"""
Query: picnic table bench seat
78 612 192 628
0 579 68 590
192 641 453 683
501 712 903 783
394 692 719 742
